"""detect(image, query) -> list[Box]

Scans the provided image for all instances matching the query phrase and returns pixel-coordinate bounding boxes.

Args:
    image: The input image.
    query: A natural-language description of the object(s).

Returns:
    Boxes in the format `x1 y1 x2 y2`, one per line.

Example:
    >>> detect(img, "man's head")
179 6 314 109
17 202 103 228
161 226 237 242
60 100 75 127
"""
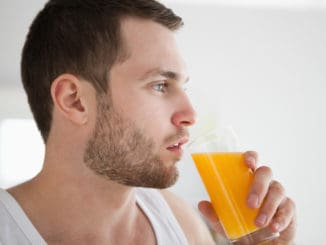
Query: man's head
83 17 195 188
21 0 183 142
22 0 196 188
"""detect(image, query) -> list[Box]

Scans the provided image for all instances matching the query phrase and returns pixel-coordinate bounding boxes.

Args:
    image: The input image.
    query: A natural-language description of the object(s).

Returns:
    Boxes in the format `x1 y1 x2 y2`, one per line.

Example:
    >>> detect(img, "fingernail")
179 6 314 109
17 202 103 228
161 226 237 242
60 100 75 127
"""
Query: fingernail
256 214 267 226
247 193 259 208
246 156 256 166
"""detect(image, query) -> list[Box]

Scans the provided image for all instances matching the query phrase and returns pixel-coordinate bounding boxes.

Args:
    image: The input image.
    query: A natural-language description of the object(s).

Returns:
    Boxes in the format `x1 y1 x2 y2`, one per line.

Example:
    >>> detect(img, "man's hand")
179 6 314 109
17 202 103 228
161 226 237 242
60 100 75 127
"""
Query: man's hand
198 151 296 244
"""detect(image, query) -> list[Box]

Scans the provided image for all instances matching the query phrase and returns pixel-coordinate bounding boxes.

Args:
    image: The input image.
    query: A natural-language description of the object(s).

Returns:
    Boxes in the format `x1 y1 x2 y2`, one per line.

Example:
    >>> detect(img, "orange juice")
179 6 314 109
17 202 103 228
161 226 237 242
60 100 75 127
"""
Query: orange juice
191 152 259 240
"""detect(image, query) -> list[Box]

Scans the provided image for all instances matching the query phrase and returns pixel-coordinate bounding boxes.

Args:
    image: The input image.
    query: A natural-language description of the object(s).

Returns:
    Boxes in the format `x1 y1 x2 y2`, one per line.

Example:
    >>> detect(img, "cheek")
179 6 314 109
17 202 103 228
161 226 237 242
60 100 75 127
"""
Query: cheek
134 102 172 142
120 93 170 124
111 86 174 140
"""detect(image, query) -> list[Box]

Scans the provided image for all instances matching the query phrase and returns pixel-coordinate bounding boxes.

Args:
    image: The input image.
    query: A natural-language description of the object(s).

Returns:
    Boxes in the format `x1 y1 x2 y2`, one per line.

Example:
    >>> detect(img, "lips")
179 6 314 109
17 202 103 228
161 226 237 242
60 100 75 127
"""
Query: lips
166 137 189 155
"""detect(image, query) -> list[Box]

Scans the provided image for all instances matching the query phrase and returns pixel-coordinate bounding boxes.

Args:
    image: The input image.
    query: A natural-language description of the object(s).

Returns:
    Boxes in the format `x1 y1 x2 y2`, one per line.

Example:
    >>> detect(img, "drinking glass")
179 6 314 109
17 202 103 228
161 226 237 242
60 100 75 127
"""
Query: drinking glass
188 127 279 244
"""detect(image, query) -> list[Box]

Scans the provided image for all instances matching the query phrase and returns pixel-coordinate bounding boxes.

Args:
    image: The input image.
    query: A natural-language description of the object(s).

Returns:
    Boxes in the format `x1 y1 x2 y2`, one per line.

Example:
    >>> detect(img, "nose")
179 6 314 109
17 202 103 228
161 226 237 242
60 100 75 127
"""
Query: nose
171 94 197 127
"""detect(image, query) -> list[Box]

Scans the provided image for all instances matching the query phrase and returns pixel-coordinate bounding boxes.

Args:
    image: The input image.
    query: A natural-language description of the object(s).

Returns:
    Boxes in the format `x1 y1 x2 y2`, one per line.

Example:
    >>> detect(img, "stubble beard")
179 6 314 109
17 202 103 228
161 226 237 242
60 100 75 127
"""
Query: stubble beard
83 95 179 189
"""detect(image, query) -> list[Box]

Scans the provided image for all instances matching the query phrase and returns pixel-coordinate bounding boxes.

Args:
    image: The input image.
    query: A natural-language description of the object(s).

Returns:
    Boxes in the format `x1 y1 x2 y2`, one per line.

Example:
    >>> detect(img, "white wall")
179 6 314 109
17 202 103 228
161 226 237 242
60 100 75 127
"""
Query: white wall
169 4 326 244
0 2 325 244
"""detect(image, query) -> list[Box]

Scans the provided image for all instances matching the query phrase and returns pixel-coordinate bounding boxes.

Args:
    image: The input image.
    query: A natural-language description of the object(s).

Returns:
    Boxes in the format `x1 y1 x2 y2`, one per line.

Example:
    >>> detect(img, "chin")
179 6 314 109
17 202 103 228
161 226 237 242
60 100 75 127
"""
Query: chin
162 157 182 166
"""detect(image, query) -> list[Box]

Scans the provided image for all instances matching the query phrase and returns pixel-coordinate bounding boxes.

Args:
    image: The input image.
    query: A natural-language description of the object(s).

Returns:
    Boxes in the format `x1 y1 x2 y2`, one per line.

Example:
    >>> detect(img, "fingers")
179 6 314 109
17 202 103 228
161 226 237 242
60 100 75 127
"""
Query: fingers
269 197 296 234
267 197 297 244
254 180 286 228
271 199 296 244
245 159 296 243
249 174 296 244
198 201 218 224
201 150 296 243
198 201 226 235
247 166 273 209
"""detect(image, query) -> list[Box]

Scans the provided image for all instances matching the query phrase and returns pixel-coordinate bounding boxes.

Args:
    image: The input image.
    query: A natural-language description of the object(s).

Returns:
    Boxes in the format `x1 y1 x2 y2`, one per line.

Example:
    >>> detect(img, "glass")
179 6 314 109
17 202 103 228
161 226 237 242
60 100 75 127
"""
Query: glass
188 127 279 244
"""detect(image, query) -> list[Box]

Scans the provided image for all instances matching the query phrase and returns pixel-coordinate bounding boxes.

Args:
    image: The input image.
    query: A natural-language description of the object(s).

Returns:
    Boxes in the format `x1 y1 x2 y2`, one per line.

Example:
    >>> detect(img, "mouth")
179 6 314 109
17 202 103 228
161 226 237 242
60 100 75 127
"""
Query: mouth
166 137 189 156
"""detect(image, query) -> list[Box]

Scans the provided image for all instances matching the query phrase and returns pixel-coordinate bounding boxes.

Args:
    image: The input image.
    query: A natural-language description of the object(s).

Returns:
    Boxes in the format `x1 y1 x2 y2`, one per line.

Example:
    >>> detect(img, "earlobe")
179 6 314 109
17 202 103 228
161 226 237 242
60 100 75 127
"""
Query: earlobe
51 74 88 125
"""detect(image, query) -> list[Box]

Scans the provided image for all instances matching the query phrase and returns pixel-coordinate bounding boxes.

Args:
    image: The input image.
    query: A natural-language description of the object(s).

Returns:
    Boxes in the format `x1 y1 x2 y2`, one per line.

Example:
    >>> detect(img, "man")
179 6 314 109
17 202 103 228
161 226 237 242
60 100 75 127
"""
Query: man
0 0 296 244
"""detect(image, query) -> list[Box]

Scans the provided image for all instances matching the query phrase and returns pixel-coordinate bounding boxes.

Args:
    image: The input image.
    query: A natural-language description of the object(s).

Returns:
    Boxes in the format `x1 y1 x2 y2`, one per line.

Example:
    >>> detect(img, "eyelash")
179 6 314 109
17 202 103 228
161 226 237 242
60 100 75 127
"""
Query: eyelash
151 81 188 95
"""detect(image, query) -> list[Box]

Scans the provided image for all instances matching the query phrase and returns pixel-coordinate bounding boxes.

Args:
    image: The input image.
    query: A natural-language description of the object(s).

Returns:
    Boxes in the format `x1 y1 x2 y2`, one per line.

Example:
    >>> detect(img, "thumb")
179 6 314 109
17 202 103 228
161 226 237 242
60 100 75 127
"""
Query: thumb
198 200 226 237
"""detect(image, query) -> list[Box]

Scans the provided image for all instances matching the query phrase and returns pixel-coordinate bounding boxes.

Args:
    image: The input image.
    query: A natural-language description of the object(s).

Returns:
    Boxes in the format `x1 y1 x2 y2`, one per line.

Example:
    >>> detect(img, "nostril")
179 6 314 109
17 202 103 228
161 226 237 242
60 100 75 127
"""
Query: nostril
180 120 192 127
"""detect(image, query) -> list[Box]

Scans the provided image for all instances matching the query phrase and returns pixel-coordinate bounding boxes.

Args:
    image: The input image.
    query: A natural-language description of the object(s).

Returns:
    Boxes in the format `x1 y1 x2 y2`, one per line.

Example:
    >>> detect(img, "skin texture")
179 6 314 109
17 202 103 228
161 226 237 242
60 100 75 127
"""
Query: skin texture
7 17 296 244
83 93 184 188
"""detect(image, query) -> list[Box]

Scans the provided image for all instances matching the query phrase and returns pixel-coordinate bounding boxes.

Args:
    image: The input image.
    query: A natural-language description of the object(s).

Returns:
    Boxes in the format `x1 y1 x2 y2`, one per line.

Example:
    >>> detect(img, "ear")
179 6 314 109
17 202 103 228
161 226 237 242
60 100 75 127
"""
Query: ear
51 74 89 125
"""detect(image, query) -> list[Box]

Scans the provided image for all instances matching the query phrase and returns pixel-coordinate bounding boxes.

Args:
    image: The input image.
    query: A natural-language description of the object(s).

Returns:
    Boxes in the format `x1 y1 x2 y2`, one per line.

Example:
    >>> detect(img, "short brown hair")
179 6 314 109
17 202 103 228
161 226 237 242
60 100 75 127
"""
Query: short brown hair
21 0 183 142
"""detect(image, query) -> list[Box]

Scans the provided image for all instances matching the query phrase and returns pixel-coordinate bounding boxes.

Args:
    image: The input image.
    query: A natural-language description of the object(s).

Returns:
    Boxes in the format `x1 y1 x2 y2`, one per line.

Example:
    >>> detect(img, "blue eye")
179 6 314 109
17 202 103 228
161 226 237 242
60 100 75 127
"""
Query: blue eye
153 82 168 93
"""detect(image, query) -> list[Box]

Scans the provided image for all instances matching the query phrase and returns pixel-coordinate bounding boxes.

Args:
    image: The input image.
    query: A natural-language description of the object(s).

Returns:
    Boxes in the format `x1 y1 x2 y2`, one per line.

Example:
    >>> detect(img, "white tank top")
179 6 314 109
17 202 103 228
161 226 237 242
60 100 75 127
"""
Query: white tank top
0 188 188 245
0 188 46 245
135 188 188 245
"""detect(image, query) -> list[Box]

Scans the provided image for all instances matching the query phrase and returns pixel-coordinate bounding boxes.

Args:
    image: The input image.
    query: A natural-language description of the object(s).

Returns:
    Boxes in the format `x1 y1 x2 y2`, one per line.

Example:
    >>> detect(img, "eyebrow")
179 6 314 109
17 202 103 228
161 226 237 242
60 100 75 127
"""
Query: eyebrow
140 68 189 83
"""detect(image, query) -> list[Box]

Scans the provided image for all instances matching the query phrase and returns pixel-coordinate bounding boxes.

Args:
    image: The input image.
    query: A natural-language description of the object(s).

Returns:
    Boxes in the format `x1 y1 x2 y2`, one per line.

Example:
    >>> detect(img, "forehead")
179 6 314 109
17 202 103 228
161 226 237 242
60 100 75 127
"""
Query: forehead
113 17 188 81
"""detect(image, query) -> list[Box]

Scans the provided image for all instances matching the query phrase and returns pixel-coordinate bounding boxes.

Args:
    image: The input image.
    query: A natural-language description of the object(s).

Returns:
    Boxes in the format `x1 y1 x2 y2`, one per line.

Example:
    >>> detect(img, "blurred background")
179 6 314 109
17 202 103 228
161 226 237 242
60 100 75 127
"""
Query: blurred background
0 0 325 243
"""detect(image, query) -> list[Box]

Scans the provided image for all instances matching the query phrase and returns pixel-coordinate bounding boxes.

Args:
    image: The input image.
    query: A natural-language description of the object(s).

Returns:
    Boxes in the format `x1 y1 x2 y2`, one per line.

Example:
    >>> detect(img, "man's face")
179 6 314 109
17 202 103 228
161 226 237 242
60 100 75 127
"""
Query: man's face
84 18 196 188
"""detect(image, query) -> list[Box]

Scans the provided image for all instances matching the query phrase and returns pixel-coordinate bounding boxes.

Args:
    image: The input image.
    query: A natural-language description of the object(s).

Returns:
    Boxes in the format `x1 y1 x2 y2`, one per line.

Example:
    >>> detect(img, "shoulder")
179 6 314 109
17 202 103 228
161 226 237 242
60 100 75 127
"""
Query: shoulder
160 189 215 245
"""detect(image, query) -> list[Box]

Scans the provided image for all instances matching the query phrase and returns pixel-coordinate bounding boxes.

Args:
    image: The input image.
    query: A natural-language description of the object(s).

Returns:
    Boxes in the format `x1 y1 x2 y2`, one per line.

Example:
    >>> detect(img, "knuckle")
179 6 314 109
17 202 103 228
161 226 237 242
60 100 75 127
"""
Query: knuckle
274 215 286 228
272 197 296 231
286 197 296 211
256 166 273 178
274 206 292 228
270 181 285 196
261 201 278 216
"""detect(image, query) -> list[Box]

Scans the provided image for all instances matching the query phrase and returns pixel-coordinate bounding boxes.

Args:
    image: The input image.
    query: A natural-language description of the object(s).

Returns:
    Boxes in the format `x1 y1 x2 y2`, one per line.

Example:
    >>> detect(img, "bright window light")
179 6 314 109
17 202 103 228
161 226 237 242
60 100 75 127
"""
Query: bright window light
0 119 44 189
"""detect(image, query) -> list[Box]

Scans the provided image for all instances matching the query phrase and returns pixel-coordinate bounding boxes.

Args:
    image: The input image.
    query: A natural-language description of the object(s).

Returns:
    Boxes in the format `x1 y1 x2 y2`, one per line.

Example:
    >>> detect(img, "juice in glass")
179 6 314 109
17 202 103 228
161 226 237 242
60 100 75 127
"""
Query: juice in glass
191 152 259 240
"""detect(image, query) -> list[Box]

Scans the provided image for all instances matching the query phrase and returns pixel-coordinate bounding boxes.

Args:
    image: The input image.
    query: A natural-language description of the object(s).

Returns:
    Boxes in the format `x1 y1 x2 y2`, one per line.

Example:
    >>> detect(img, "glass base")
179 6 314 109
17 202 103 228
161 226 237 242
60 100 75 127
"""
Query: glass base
230 227 279 245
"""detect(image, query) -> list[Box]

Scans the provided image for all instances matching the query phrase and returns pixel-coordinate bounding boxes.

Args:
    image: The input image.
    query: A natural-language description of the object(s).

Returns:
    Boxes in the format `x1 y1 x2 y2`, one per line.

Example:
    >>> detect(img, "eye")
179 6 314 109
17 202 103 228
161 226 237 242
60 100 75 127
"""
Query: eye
152 82 168 93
